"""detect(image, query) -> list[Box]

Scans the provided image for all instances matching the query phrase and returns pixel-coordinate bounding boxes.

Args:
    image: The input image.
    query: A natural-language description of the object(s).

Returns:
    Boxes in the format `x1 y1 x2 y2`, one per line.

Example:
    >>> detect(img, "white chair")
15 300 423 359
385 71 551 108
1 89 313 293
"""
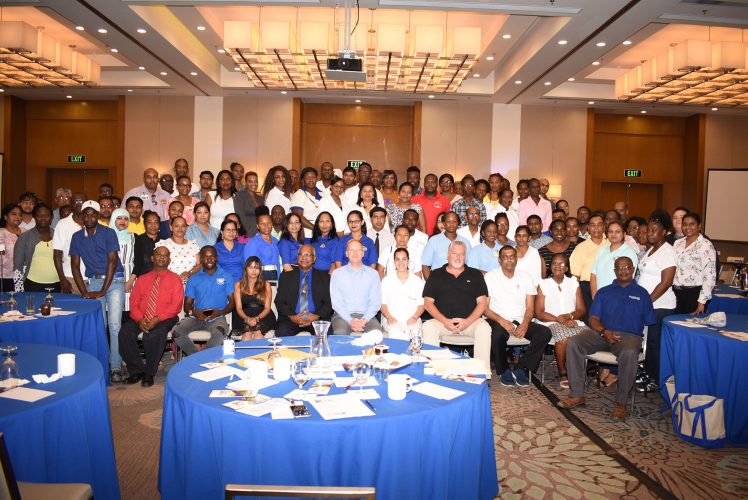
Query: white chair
0 432 92 500
225 484 375 500
583 327 648 411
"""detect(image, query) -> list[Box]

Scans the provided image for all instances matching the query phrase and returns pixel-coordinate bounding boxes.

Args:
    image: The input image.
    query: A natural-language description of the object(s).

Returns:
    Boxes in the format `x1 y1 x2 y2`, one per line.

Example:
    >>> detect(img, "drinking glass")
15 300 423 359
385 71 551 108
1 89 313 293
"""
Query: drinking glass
409 329 423 362
6 291 17 312
267 336 282 364
0 345 19 389
44 287 55 304
291 359 310 390
352 361 370 393
26 295 35 315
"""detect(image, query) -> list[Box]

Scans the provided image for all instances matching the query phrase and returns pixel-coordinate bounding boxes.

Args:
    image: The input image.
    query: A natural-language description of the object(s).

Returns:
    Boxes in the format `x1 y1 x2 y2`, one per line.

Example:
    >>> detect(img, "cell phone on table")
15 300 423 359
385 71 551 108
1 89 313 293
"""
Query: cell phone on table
291 400 311 418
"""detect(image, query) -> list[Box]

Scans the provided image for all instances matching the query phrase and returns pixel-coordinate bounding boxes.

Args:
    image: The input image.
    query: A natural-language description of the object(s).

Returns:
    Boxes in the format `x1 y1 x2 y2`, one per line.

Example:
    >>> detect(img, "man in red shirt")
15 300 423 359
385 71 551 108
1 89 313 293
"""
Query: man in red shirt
413 173 450 236
119 246 184 387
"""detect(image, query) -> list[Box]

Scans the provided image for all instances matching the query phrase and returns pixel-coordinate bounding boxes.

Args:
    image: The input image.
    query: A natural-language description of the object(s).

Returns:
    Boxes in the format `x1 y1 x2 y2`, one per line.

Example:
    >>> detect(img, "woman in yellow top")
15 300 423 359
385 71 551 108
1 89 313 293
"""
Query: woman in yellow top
13 204 59 292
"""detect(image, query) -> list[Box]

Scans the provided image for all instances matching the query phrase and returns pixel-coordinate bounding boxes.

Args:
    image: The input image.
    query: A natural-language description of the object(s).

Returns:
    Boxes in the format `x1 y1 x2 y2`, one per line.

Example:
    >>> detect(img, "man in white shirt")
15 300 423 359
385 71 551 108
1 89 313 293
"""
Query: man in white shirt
316 162 334 195
52 191 86 294
484 245 551 386
457 206 482 248
123 168 171 220
489 189 519 239
369 207 395 254
402 209 427 263
172 158 199 195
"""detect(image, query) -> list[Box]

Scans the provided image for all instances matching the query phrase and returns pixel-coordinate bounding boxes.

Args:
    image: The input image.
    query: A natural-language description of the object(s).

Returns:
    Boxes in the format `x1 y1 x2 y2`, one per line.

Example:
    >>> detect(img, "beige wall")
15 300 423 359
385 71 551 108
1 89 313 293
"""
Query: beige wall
519 106 587 210
0 97 4 152
420 101 493 181
123 95 195 191
222 96 293 184
704 114 748 170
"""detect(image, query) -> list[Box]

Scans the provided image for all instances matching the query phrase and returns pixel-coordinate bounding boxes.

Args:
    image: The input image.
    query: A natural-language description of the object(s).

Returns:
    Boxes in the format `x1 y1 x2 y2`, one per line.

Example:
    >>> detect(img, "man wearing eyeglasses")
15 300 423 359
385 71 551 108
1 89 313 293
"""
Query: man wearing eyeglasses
51 187 72 229
558 256 656 421
274 244 333 337
123 168 171 220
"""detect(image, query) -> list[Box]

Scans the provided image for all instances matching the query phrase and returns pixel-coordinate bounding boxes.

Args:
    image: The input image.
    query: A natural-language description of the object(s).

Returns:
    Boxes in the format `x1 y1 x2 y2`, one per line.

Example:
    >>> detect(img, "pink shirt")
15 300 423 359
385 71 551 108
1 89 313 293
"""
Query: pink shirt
518 197 553 232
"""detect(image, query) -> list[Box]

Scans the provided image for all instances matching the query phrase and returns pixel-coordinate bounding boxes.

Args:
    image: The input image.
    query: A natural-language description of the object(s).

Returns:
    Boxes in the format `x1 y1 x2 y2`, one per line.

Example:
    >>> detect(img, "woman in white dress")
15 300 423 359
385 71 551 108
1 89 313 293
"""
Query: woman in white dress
110 208 136 312
317 176 353 236
206 170 236 229
514 225 542 287
262 165 292 215
534 253 587 388
155 216 201 284
380 248 425 340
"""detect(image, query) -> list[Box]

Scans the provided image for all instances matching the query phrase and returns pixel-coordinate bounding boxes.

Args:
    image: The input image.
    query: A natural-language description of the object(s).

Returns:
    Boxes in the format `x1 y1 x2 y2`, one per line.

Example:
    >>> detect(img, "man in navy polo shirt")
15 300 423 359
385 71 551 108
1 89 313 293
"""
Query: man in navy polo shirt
559 256 656 421
69 200 126 383
173 245 235 356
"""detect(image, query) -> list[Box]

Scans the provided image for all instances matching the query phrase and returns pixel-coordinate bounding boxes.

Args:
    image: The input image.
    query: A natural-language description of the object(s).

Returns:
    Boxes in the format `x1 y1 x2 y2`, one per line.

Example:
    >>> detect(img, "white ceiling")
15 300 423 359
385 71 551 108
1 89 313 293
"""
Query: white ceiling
1 0 748 115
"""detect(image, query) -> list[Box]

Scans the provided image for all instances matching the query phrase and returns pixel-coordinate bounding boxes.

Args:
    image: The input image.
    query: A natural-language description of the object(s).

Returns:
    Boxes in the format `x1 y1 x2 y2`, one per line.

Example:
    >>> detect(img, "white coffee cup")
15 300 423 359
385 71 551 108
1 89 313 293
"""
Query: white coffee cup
387 374 413 400
273 357 291 381
223 339 235 356
245 359 268 381
57 353 76 377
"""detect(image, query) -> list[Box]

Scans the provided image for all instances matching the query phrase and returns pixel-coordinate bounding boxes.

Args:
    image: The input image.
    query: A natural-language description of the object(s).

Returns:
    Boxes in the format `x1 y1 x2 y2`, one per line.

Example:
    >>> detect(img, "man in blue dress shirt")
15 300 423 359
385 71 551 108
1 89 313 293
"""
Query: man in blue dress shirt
558 256 656 421
330 239 382 335
173 246 236 356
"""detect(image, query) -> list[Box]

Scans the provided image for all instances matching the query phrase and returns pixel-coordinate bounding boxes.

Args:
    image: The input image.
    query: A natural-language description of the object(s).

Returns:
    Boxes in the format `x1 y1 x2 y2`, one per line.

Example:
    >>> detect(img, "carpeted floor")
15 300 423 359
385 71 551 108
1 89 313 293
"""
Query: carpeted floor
107 353 748 499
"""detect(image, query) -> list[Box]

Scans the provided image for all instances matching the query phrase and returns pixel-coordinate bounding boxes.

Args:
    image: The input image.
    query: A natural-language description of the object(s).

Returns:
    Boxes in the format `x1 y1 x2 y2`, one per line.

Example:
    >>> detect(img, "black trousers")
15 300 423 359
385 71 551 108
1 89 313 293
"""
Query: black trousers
487 319 551 374
674 286 701 314
275 317 310 337
24 279 61 292
119 317 178 377
579 281 592 322
644 308 674 383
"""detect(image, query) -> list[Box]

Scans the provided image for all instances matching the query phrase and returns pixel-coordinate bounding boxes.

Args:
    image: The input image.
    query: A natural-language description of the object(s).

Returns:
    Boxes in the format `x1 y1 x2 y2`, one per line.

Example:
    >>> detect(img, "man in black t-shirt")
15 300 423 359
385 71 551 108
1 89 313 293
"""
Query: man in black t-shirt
422 240 492 376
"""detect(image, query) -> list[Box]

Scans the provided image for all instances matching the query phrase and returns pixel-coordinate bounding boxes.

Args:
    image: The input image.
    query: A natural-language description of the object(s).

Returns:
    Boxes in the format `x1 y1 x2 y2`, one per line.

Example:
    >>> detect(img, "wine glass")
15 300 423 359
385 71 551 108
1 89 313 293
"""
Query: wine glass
6 291 17 311
352 361 370 393
44 287 55 304
291 359 310 390
267 336 282 364
409 330 423 362
0 345 19 389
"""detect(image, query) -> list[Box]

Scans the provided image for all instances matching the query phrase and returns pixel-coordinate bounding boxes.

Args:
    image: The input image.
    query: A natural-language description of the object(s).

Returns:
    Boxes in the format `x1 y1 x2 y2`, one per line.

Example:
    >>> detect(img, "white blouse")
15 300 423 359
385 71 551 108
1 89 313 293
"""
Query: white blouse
637 243 677 310
265 186 291 215
673 234 717 304
537 275 585 327
381 273 425 338
516 246 542 287
209 192 235 230
155 238 200 277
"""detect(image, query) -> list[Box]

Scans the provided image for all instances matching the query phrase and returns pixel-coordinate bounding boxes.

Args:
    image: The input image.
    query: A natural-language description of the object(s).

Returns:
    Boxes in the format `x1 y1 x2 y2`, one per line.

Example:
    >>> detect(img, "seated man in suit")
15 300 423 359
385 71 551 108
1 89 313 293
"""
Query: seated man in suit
274 244 333 337
119 245 184 387
173 246 235 356
330 239 382 335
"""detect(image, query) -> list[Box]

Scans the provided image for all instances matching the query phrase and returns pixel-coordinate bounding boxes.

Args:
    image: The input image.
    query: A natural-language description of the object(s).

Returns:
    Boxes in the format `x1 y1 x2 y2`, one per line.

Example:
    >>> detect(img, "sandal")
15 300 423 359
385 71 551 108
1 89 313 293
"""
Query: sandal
559 372 569 389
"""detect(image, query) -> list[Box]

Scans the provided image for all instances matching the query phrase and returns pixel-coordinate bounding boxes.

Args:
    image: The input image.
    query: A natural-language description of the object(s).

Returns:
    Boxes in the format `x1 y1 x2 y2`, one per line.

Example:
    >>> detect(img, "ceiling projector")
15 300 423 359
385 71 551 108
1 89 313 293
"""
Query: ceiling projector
326 50 366 82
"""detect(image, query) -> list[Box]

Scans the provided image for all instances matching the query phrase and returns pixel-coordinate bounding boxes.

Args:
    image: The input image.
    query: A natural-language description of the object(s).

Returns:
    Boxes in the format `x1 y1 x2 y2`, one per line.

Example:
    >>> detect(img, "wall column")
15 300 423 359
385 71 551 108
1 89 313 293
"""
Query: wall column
490 103 521 189
194 96 223 176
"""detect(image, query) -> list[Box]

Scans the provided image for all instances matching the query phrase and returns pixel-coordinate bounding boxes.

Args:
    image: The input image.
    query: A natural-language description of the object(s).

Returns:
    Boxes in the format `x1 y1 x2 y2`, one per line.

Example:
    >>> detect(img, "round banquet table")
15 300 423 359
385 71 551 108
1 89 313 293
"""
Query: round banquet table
0 343 120 498
707 284 748 315
660 314 748 446
0 292 109 375
158 337 498 500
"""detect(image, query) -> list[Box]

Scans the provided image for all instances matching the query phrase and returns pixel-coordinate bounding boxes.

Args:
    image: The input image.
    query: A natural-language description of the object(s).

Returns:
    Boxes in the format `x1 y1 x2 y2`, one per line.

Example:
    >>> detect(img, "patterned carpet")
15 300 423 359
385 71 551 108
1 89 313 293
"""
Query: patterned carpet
107 353 748 499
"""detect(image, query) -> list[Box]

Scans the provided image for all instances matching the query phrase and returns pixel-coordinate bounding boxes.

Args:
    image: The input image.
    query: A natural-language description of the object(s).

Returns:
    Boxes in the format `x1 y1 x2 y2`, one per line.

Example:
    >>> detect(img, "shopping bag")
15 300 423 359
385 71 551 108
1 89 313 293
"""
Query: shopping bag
671 391 726 448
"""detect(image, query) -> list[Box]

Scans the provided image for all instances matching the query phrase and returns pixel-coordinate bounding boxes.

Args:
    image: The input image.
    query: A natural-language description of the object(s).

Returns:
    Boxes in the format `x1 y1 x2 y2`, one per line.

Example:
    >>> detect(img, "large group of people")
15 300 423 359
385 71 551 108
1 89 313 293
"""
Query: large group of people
0 158 718 419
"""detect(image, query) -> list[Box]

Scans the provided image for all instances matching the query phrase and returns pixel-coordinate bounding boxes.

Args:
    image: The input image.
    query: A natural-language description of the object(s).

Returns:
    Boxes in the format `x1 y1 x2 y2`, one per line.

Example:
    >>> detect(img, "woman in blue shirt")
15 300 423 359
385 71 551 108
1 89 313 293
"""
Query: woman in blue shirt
334 210 377 269
185 202 219 249
468 220 501 273
311 211 339 273
243 214 281 283
214 218 245 283
278 213 308 272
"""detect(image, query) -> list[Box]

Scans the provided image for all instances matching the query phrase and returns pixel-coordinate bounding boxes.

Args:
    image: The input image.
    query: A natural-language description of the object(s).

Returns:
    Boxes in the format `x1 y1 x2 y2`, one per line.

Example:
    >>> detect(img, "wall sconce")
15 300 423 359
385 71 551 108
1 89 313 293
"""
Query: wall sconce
547 184 562 199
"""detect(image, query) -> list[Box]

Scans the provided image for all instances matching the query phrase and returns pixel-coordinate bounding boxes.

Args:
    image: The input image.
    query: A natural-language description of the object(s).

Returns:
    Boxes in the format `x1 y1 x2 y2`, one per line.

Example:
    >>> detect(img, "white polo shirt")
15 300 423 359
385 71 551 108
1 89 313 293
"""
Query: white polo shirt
484 268 536 323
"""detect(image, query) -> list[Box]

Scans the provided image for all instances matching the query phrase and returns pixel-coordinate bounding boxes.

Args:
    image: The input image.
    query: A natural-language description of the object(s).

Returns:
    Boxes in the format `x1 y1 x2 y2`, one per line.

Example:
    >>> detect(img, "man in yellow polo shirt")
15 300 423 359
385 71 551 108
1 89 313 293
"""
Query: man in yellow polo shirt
569 213 607 317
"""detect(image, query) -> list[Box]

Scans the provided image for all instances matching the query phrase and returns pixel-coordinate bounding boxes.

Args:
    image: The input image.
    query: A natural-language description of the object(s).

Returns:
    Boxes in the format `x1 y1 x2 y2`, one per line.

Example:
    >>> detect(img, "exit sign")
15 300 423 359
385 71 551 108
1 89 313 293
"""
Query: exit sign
68 155 86 163
624 169 642 178
347 160 366 170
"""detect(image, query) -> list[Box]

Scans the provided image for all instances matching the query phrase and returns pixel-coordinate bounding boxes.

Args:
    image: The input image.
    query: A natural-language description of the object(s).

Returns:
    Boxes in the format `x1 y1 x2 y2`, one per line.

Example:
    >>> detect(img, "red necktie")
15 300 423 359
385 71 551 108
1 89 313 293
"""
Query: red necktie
144 273 161 321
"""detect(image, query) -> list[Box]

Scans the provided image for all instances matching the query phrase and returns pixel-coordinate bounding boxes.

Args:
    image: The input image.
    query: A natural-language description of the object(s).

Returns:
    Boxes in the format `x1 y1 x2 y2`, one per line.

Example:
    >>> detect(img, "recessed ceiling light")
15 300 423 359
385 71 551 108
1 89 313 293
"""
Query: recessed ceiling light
640 110 647 114
75 26 85 31
473 73 480 78
588 101 595 105
137 28 146 34
197 26 206 31
428 94 435 99
66 95 72 99
0 89 4 92
110 48 118 53
502 34 511 39
568 77 575 82
544 81 552 86
217 48 226 54
557 40 568 45
514 80 522 84
138 66 145 70
596 42 606 47
281 91 288 94
160 71 167 76
127 89 133 92
622 40 632 45
234 67 241 71
592 61 600 66
190 71 198 76
486 55 494 61
97 28 107 34
711 107 718 111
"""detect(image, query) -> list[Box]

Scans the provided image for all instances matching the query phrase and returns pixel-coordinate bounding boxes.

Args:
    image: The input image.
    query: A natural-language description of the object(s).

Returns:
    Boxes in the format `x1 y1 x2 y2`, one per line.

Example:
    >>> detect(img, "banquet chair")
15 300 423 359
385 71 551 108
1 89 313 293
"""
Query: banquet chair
583 326 648 411
0 433 92 500
224 484 375 499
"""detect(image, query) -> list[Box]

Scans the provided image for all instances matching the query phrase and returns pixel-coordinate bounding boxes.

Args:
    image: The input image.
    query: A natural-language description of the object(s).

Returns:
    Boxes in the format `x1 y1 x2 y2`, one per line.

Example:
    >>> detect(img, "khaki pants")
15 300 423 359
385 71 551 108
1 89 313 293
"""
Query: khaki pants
64 276 83 296
422 318 492 377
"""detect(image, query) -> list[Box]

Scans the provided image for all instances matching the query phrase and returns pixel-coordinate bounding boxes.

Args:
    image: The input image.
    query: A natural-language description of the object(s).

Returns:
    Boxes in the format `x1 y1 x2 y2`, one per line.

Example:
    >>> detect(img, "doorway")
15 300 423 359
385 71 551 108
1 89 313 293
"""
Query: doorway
45 168 112 205
599 182 663 219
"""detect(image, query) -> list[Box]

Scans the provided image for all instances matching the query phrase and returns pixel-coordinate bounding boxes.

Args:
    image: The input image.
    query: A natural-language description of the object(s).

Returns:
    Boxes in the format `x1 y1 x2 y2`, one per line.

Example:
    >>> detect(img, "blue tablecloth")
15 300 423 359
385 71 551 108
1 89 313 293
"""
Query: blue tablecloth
707 284 748 314
159 337 498 500
660 315 748 446
0 293 109 375
0 343 120 498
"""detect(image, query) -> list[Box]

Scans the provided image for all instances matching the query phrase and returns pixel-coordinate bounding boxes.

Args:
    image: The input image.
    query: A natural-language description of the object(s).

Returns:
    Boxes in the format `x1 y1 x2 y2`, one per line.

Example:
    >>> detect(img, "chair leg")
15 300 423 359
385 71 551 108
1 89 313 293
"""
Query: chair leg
583 359 589 394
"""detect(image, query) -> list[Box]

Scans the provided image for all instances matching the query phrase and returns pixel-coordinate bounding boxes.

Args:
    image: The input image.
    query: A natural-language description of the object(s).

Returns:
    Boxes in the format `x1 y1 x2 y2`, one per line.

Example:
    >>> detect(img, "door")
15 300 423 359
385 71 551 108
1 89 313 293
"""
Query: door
599 182 663 220
45 168 112 205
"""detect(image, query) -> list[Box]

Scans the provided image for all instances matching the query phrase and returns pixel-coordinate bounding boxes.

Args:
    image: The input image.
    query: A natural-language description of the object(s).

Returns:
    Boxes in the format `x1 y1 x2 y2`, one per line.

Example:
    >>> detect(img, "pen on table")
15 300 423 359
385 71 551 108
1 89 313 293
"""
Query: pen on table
364 400 376 413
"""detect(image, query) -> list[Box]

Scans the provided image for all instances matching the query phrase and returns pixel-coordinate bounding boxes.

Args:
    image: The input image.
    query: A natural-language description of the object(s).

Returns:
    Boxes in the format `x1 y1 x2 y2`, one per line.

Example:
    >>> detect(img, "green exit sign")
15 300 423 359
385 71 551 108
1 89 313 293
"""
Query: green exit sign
68 155 86 163
347 160 366 170
624 169 642 178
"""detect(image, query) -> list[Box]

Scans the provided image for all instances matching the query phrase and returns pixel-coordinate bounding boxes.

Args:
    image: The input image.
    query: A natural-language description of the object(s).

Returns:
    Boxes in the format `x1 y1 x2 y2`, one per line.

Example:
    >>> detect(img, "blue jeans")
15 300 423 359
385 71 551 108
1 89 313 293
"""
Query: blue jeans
89 277 126 372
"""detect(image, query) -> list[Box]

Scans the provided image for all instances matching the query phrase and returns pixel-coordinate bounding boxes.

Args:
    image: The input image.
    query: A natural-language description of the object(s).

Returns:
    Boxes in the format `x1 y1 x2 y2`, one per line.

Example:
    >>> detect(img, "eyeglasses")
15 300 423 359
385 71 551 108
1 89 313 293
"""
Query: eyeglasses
298 253 314 258
177 183 191 188
615 265 633 270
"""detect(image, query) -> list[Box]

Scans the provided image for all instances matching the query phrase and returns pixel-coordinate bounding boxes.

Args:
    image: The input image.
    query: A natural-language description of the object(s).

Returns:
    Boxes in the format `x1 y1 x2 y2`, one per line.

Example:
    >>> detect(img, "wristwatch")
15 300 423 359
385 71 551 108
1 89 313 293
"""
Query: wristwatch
599 328 607 337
